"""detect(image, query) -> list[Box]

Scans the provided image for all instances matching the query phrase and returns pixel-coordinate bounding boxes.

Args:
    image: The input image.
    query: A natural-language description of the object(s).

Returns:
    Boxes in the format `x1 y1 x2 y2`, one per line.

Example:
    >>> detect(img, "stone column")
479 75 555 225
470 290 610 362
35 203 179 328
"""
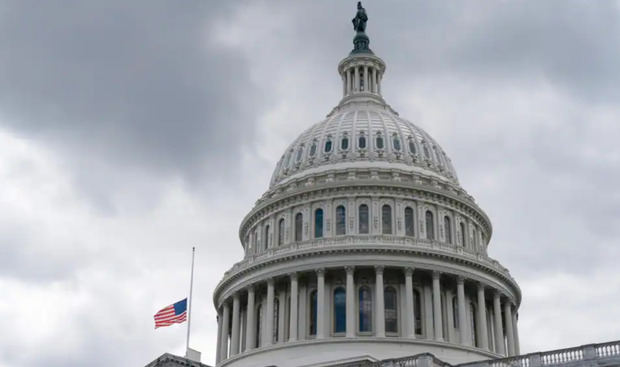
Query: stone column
220 302 230 360
346 266 356 337
375 266 386 337
493 292 506 355
405 267 415 338
505 302 515 356
457 276 468 346
363 65 369 92
512 311 521 355
371 68 376 93
432 271 443 341
278 289 286 343
231 294 241 355
354 66 359 92
246 286 256 350
476 283 489 349
265 279 275 346
216 309 223 363
346 69 351 96
317 268 326 339
289 273 298 342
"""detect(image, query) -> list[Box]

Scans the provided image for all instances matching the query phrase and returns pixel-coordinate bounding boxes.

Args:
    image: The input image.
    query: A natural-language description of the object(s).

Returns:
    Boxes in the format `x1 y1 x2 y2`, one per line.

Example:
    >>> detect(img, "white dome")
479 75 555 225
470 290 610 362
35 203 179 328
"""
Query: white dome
270 101 459 189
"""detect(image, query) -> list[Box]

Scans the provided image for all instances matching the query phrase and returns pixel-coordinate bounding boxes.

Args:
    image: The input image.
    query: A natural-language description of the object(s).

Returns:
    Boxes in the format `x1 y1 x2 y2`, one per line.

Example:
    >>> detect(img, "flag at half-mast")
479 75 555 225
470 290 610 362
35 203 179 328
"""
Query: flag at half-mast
154 298 187 329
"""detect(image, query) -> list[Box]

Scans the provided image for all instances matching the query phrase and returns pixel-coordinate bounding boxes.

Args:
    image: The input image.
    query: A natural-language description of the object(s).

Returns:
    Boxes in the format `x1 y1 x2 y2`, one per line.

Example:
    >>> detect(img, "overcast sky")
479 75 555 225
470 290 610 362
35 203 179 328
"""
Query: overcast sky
1 1 620 366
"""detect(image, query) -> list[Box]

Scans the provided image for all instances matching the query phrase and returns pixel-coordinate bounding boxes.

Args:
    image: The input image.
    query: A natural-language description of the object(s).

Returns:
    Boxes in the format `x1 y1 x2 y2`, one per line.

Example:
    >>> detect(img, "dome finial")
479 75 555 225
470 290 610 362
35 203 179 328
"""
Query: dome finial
351 2 373 54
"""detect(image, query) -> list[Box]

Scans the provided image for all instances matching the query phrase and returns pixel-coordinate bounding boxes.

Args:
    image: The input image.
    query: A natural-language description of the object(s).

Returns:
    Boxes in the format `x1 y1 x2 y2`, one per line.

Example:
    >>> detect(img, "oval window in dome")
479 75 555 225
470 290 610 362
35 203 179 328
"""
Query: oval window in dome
341 137 349 150
358 136 366 149
376 136 384 149
324 139 333 153
408 139 416 154
309 142 317 157
296 146 304 162
393 136 401 151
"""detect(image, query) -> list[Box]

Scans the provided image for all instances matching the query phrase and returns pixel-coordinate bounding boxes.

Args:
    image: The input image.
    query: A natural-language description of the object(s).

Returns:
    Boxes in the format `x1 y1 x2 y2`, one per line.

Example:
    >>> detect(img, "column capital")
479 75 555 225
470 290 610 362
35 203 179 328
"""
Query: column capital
456 275 465 284
345 265 355 274
404 267 414 276
477 281 486 291
233 292 240 301
432 270 441 280
267 277 275 286
494 290 502 299
245 284 255 293
289 272 298 280
374 265 384 274
316 268 325 276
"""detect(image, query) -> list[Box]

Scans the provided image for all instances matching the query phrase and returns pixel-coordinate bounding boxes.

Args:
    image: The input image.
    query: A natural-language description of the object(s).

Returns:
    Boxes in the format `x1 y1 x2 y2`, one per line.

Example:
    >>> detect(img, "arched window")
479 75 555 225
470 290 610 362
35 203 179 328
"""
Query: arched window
341 136 349 150
295 213 303 242
384 286 398 333
278 218 285 246
405 207 415 237
324 139 333 153
359 286 372 332
309 290 318 336
309 142 317 157
358 135 367 149
413 289 422 335
392 135 401 151
273 298 280 343
444 216 452 244
336 205 346 235
452 297 459 328
382 204 392 235
333 287 346 333
376 135 384 149
296 146 304 162
256 304 262 347
425 211 434 240
460 222 466 247
359 204 369 234
408 138 417 154
264 225 270 250
314 209 323 238
423 142 431 159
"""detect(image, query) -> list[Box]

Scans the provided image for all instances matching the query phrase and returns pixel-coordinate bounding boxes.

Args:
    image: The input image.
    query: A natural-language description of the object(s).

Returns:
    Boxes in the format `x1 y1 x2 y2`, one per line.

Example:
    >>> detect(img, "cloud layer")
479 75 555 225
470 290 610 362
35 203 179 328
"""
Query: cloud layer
1 1 619 366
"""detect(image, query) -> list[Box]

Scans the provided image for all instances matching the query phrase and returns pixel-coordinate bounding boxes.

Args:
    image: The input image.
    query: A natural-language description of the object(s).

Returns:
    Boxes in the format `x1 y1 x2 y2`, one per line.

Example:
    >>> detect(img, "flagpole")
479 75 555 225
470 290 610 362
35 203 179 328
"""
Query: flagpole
186 246 195 355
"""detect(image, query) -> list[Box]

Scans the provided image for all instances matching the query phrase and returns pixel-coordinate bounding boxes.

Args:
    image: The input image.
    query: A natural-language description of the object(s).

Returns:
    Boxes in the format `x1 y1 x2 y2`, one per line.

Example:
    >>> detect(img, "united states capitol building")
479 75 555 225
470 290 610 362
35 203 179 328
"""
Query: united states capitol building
147 4 619 367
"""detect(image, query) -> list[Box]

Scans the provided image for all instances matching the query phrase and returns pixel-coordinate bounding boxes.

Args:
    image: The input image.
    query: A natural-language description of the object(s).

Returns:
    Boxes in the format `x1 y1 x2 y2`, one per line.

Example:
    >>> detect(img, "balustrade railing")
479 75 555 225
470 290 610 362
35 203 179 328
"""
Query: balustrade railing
456 340 620 367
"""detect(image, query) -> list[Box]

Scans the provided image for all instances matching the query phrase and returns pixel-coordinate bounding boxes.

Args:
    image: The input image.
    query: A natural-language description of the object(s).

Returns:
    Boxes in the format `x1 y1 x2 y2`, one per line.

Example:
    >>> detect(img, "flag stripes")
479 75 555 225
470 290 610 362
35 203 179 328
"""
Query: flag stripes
154 298 187 329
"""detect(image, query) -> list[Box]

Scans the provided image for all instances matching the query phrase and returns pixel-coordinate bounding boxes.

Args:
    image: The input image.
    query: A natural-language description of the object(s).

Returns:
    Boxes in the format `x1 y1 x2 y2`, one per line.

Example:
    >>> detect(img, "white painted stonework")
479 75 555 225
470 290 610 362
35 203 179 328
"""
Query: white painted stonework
212 23 521 367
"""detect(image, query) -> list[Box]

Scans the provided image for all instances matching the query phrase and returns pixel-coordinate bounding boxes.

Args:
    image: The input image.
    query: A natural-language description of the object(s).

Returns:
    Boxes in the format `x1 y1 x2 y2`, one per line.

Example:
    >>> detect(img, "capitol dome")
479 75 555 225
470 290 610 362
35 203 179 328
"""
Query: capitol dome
213 4 521 367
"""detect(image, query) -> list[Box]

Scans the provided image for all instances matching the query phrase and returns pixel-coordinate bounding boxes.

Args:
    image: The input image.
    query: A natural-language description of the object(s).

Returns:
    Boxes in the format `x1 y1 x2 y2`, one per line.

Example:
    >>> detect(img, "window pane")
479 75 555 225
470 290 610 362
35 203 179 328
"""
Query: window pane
393 137 401 151
385 287 398 333
256 305 262 347
273 299 280 343
278 219 285 246
444 216 452 244
409 140 416 154
296 147 303 162
334 288 346 333
376 136 384 149
405 207 414 236
310 143 317 157
414 290 422 335
315 209 323 238
341 137 349 150
359 204 369 234
336 205 346 235
460 222 466 247
382 204 392 234
310 291 317 336
325 140 332 153
359 136 366 149
426 211 434 240
264 225 270 250
295 213 303 242
359 287 372 332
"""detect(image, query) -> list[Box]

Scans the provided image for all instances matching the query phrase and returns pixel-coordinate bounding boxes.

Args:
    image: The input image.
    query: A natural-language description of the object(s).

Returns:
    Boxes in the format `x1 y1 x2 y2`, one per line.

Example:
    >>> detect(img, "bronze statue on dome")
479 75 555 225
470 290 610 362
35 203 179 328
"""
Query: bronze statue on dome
352 2 368 33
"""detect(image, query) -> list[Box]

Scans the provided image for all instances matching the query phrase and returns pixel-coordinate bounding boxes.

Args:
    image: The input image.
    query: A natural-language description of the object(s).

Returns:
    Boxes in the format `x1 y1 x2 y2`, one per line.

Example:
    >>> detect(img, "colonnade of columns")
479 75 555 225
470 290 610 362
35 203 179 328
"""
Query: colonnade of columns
342 63 382 97
215 266 519 364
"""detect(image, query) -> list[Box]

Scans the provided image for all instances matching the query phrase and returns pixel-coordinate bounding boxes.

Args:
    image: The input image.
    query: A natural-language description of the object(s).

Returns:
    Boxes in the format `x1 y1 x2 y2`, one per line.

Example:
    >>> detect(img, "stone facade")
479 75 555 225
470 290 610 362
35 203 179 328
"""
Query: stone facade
212 8 521 367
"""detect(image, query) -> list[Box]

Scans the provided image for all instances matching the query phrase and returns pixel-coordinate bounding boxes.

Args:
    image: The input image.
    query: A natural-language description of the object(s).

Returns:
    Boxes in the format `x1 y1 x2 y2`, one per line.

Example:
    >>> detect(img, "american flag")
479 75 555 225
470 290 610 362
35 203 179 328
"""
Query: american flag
154 298 187 329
